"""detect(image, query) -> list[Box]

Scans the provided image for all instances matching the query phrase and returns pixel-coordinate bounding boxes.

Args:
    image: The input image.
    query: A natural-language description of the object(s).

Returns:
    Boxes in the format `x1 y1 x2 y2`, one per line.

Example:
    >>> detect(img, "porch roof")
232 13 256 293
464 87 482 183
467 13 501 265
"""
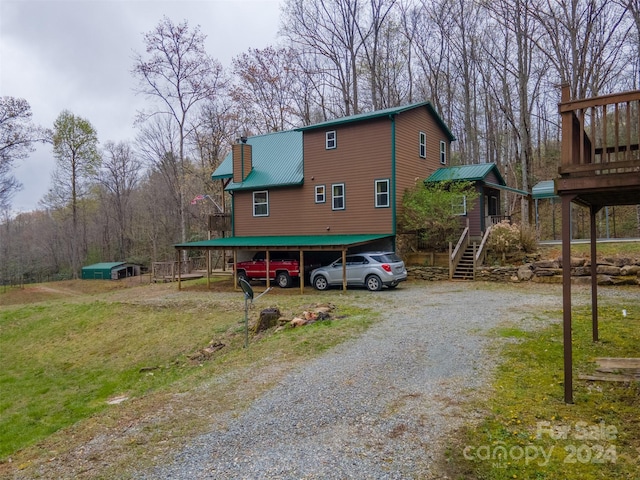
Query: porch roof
532 180 558 199
425 163 506 184
174 234 393 250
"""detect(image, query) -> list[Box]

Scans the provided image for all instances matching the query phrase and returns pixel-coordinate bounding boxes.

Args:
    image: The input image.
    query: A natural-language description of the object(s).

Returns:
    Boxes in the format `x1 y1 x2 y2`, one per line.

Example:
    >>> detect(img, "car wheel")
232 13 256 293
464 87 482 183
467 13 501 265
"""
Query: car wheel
276 272 292 288
365 274 382 291
313 275 329 291
237 270 248 286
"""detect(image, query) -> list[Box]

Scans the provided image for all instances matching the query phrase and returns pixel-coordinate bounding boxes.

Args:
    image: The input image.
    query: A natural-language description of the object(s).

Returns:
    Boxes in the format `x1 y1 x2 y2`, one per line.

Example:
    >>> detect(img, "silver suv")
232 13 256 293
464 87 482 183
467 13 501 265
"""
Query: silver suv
311 252 407 291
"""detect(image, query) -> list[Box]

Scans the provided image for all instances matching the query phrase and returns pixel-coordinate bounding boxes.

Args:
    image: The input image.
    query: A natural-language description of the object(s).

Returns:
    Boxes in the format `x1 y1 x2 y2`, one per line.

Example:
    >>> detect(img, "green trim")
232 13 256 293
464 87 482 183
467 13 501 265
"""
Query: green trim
175 234 393 249
484 182 529 196
296 102 456 142
390 114 397 235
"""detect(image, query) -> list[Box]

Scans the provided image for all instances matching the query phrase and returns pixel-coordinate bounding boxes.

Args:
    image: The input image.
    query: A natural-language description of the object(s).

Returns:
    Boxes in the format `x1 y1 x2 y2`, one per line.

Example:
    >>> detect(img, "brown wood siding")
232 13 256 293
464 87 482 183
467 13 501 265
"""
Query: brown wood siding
232 144 252 183
233 105 452 237
466 184 483 237
235 119 394 237
395 108 451 219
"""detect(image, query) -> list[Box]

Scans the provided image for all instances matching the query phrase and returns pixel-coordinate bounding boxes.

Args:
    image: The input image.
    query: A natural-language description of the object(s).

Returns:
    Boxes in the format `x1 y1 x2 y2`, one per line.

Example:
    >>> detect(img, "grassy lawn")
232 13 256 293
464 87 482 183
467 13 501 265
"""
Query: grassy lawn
447 295 640 479
1 272 638 479
0 278 377 475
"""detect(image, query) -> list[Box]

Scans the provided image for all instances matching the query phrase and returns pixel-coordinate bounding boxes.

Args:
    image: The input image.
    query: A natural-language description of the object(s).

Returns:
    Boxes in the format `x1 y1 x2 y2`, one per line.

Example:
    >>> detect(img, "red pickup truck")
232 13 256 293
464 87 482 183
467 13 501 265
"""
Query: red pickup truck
235 252 301 288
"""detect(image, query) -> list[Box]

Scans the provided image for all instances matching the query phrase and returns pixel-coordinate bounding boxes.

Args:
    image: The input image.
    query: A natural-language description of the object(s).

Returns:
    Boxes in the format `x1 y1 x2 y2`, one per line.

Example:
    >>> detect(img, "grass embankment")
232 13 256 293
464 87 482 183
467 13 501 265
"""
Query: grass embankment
539 241 640 260
449 297 640 479
0 278 376 476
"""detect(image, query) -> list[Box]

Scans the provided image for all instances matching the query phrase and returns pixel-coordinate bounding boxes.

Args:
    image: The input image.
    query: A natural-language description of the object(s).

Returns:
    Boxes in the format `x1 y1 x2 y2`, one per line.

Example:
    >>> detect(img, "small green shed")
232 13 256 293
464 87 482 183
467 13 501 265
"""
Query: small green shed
82 262 139 280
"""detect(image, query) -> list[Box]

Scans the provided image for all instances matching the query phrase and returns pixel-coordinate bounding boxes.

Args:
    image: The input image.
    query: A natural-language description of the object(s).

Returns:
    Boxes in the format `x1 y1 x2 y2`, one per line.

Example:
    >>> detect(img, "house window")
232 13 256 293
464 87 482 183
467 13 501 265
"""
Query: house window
326 131 337 149
419 132 426 158
253 190 269 216
375 179 390 208
332 183 345 210
315 185 326 203
440 140 447 164
452 195 467 216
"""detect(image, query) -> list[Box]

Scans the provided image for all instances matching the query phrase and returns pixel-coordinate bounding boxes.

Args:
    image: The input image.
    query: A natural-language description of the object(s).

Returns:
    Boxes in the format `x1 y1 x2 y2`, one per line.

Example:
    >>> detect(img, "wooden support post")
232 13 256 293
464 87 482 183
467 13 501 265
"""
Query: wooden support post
266 250 271 289
299 250 305 294
590 205 599 342
561 194 574 404
206 248 211 289
177 249 182 291
233 250 238 291
342 249 347 291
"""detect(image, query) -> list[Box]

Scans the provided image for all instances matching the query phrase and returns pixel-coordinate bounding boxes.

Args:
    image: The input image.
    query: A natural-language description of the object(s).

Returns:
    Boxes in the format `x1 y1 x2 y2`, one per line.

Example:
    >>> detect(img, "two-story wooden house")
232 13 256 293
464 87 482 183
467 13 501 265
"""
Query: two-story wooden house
214 102 455 240
176 102 458 290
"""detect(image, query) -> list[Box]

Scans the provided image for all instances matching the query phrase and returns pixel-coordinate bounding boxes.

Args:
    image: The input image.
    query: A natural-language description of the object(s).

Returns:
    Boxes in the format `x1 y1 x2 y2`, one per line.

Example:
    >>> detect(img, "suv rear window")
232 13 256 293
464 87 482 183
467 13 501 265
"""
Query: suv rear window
370 253 402 263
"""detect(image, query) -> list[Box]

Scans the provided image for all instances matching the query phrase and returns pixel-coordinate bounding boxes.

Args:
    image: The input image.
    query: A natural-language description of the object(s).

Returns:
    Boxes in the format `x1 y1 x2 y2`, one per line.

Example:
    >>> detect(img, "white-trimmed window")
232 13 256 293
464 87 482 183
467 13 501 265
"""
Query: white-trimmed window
332 183 345 210
315 185 326 203
375 179 390 208
326 130 337 149
419 131 426 158
452 195 467 216
440 140 447 164
253 190 269 216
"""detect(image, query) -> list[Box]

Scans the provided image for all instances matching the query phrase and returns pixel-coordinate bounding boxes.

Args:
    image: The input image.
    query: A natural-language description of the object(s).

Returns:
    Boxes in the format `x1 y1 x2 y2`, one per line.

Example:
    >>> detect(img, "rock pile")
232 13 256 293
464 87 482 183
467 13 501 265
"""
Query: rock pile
522 256 640 285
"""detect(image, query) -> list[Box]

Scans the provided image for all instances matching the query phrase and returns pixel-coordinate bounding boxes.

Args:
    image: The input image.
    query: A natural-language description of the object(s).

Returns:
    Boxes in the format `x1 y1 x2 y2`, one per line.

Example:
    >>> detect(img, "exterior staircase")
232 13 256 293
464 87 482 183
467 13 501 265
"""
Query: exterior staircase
452 244 475 280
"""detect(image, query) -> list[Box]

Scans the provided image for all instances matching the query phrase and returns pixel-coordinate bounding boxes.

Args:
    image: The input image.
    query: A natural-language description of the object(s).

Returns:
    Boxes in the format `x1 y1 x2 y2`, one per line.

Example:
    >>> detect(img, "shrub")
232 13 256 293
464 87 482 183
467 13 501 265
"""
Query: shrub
399 180 478 252
487 221 522 263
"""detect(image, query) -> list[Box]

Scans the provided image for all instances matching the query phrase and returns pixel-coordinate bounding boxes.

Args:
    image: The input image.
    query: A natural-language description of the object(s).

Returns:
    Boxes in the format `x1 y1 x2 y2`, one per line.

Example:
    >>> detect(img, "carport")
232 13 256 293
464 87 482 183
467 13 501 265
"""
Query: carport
174 234 394 293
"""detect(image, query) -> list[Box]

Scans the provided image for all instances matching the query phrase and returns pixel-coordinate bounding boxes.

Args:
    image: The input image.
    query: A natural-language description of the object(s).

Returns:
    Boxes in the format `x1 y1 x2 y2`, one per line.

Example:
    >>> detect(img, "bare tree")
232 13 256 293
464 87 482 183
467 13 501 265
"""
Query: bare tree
45 110 100 278
132 16 226 247
97 141 142 259
482 0 547 223
0 97 48 210
358 0 398 109
231 47 300 133
529 0 630 99
136 115 181 209
281 0 368 116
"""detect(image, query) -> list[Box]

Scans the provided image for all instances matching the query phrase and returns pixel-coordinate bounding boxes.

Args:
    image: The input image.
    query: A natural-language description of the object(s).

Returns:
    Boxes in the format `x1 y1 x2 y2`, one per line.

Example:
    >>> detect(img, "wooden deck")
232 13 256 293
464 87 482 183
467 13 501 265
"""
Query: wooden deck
557 86 640 206
557 85 640 404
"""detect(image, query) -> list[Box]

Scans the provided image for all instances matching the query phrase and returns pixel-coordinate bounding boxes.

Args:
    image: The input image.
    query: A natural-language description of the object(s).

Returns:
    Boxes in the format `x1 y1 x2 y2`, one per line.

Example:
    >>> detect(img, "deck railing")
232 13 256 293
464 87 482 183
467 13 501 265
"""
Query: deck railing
559 85 640 177
486 215 511 226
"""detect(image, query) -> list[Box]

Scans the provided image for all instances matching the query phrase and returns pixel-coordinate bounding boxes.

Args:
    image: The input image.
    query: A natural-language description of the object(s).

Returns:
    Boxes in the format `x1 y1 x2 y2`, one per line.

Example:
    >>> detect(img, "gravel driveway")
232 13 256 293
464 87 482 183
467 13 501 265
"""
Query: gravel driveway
138 282 566 479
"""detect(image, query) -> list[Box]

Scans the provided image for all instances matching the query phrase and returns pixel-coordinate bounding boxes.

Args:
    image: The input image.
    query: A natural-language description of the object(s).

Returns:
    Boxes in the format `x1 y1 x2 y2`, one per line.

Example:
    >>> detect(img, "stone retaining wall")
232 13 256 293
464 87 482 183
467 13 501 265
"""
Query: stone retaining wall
408 256 640 285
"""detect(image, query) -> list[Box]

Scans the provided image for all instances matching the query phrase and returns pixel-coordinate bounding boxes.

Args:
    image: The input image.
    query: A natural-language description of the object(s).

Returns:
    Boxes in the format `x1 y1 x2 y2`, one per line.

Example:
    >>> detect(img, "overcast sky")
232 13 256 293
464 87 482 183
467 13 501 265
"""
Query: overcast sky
1 0 282 214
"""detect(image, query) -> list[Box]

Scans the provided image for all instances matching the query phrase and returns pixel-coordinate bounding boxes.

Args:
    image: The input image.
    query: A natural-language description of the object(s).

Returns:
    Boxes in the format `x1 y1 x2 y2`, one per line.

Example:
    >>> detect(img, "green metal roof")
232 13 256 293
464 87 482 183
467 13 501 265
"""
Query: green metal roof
175 234 392 249
296 102 456 141
425 163 506 185
82 262 125 270
532 180 558 199
211 130 303 190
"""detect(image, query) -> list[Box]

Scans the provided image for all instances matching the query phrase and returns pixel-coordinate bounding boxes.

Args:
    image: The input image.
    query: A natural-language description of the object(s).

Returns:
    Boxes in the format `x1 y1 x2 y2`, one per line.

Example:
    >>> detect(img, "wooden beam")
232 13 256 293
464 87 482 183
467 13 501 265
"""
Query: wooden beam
299 250 304 294
561 194 575 404
342 249 347 291
590 206 598 342
559 89 640 112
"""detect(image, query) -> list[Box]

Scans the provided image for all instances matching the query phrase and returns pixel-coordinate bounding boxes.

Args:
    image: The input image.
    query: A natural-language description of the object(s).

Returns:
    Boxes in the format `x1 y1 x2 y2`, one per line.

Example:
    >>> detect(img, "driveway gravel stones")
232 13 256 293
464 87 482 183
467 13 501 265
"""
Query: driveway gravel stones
136 282 574 479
